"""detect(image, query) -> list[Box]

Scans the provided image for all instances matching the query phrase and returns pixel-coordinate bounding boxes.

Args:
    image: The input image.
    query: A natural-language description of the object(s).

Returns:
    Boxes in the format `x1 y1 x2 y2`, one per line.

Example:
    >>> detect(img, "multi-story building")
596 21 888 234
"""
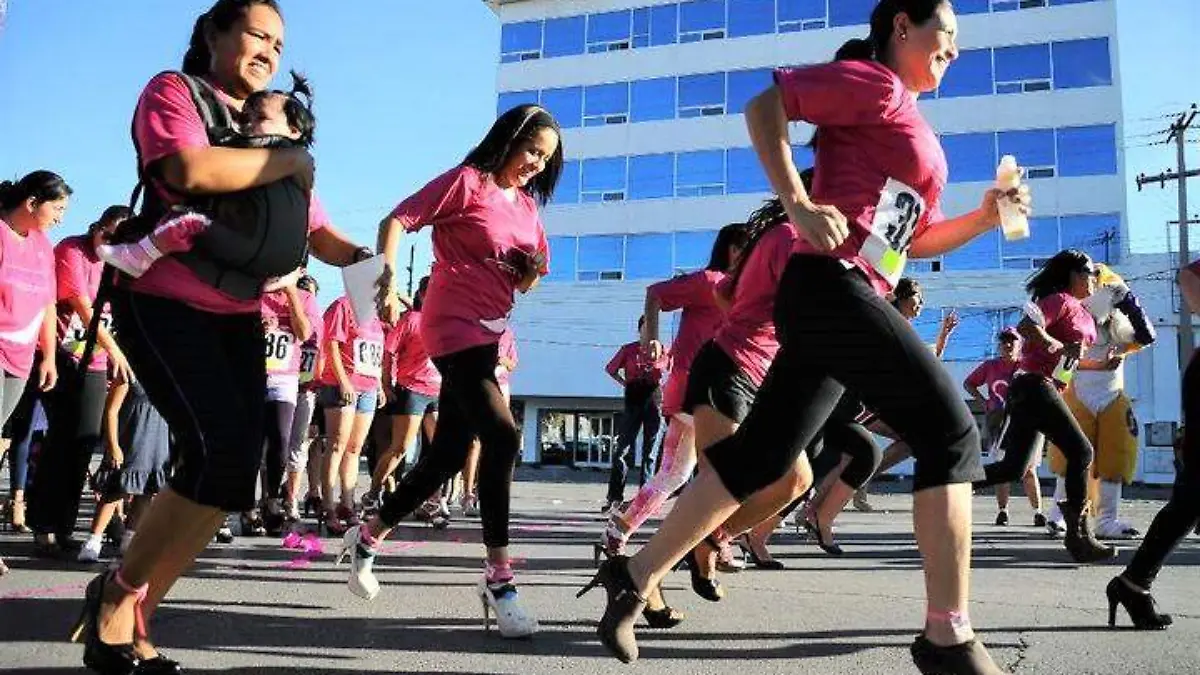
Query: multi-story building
485 0 1185 483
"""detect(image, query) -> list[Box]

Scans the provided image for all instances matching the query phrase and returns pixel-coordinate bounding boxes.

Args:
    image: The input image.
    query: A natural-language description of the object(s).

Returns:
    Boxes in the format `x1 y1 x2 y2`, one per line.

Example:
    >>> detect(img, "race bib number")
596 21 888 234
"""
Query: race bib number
1052 354 1079 387
353 338 383 379
859 178 924 287
62 313 112 359
298 345 319 384
264 330 295 372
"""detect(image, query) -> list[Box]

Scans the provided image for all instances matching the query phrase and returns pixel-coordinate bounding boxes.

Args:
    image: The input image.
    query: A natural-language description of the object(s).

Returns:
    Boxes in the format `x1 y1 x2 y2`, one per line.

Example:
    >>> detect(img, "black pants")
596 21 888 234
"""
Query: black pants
263 399 296 500
1124 355 1200 589
706 256 982 500
378 342 520 548
25 351 108 537
606 381 662 503
974 373 1091 506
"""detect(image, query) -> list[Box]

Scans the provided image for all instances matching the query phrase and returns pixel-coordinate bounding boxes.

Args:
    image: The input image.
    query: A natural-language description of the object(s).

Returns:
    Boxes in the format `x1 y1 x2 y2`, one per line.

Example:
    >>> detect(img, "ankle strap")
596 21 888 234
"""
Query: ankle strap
113 569 149 639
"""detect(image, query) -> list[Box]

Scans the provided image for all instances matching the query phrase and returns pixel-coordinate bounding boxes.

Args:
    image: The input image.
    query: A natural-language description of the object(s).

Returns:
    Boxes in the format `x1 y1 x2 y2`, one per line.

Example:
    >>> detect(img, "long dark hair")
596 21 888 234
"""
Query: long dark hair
707 222 749 272
88 205 133 235
1026 249 1092 301
414 275 430 311
245 70 316 146
182 0 282 77
891 277 921 309
837 0 947 62
463 104 563 207
728 199 789 295
0 170 73 213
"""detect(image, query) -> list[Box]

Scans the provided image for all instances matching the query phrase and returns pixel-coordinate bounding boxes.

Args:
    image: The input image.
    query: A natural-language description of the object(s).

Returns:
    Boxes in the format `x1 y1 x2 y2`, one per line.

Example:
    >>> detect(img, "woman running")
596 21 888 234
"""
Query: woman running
974 250 1114 563
283 273 322 522
1106 258 1200 630
580 2 1031 671
318 293 386 534
602 318 668 513
338 103 560 640
71 3 368 672
0 171 70 575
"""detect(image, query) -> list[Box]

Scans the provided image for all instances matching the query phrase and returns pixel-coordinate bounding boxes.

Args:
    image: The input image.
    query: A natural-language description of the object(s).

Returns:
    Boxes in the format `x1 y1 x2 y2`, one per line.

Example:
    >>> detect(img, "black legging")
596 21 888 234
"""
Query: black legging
25 351 108 538
1123 355 1200 589
705 256 982 500
974 373 1092 506
809 394 884 490
378 342 520 548
606 381 662 503
263 399 296 500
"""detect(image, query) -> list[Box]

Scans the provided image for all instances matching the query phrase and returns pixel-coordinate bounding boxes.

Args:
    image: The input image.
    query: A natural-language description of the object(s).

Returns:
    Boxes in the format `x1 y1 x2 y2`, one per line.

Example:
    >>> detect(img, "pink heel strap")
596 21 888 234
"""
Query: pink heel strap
113 569 149 639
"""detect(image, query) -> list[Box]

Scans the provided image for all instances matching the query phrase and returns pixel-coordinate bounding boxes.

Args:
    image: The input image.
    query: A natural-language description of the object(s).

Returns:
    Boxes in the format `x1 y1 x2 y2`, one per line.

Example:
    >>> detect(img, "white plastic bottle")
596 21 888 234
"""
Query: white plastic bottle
995 155 1029 241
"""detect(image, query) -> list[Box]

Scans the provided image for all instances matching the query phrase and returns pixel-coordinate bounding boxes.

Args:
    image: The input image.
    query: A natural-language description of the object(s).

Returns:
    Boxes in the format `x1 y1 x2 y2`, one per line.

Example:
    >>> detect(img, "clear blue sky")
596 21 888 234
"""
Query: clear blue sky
0 0 1196 299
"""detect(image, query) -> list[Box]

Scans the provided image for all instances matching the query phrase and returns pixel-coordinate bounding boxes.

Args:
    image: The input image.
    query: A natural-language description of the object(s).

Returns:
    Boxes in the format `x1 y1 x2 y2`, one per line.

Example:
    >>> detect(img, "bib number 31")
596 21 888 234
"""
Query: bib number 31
858 178 924 288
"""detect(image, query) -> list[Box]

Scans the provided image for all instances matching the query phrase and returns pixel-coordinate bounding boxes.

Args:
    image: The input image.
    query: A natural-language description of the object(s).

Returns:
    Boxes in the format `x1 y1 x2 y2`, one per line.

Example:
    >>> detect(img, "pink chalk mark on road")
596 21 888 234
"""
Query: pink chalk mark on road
0 580 88 601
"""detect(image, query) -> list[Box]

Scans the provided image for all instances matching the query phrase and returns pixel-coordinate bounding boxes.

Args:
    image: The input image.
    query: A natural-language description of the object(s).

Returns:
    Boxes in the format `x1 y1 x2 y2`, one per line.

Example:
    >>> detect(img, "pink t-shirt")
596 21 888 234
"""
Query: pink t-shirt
128 71 329 314
606 341 667 386
297 291 324 390
319 295 386 393
390 165 549 358
714 223 799 387
650 270 727 378
775 60 947 296
0 220 55 378
385 310 441 398
964 357 1019 412
1020 292 1097 388
261 288 320 378
54 235 110 373
496 326 518 386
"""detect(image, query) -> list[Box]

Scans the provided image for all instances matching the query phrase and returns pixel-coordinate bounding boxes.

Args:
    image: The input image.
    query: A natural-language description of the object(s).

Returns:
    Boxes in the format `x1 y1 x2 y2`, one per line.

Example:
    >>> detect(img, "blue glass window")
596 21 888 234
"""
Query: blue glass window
678 73 726 117
994 43 1051 89
1050 0 1102 5
679 0 726 42
643 4 679 46
998 129 1056 174
584 83 630 126
1056 125 1117 177
626 233 674 279
545 236 576 282
1002 215 1059 258
540 87 583 129
676 150 725 197
778 0 826 31
675 231 718 271
937 49 993 98
500 21 541 62
553 160 581 205
944 228 1000 270
1060 213 1120 264
729 0 775 37
944 315 993 362
497 90 536 118
727 68 773 114
829 0 876 27
1053 38 1112 89
631 77 677 122
954 0 991 13
587 11 632 52
581 158 627 202
790 144 815 170
543 16 586 58
942 132 997 183
577 235 624 280
727 147 770 194
629 154 676 200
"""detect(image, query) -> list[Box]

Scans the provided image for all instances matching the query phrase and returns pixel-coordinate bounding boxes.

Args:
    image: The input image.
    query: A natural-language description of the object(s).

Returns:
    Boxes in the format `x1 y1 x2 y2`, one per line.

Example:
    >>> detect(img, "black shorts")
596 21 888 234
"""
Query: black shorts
682 341 758 424
111 288 266 512
380 385 439 417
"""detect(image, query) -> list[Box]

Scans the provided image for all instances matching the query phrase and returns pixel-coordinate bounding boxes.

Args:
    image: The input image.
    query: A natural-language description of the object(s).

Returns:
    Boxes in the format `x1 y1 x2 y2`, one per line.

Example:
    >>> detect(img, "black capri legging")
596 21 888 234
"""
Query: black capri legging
705 255 982 500
378 341 520 548
973 373 1092 506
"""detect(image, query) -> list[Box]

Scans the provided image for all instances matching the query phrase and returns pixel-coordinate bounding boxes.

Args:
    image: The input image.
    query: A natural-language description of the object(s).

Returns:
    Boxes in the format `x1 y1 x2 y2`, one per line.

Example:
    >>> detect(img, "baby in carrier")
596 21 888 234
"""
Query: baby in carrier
98 71 316 279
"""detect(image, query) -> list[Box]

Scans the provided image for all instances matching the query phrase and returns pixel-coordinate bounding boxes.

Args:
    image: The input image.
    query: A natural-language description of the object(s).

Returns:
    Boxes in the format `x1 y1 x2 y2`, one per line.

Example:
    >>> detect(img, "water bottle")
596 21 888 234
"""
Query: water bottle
995 155 1029 241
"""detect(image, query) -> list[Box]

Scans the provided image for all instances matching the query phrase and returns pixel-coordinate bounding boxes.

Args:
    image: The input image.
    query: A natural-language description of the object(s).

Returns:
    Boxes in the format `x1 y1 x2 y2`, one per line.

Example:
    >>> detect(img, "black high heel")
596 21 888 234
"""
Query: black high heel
802 515 844 556
642 585 684 629
135 656 181 674
910 634 1004 674
302 494 321 519
685 542 724 602
68 573 139 675
577 555 647 663
1107 576 1172 630
734 533 785 570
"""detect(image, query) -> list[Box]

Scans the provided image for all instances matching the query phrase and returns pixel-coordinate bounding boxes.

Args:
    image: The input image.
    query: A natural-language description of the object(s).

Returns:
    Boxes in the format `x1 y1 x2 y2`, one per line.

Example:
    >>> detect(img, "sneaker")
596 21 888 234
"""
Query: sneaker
215 525 235 544
77 536 103 563
1095 519 1141 540
283 500 301 522
478 579 539 638
1033 512 1047 528
1046 519 1066 539
994 510 1010 527
336 525 380 600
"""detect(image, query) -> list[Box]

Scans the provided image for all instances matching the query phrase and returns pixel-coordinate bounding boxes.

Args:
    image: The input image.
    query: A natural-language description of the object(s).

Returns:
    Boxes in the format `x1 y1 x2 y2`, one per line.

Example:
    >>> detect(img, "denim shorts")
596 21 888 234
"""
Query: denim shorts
318 385 378 414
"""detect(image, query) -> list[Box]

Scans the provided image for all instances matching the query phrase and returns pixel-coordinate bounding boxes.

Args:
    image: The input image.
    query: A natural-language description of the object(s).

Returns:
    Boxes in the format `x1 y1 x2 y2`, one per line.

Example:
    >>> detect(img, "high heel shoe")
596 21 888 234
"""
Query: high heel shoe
685 544 724 602
802 515 844 556
134 656 181 674
335 525 380 600
910 634 1004 674
1106 576 1172 630
478 578 539 638
302 494 321 519
68 572 139 675
734 534 785 570
577 554 647 663
592 528 626 568
642 585 684 629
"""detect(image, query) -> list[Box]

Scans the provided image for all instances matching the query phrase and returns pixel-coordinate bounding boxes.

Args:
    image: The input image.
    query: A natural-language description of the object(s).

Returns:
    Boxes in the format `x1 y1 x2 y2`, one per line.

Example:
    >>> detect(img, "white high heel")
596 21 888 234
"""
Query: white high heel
477 578 538 639
335 526 380 600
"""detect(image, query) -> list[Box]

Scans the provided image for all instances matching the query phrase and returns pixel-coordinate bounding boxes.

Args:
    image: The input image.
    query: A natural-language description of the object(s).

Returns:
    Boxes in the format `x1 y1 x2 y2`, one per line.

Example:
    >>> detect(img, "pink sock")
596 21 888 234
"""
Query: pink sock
485 560 514 585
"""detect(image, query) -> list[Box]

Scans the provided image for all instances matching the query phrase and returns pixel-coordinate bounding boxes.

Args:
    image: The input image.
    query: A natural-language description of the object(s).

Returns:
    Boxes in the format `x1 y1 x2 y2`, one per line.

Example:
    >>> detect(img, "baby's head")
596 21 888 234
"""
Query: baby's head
243 70 316 146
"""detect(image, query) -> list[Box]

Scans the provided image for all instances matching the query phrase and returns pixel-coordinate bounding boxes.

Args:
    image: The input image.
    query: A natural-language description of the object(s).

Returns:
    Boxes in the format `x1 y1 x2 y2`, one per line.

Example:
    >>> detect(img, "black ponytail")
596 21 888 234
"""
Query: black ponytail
1026 249 1092 301
727 198 789 295
834 0 947 65
182 0 282 76
245 70 317 146
0 170 73 212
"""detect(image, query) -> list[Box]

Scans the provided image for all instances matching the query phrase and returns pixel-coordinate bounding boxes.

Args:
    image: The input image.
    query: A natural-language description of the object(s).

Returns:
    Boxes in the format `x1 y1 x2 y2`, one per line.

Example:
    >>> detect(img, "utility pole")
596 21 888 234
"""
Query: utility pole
406 244 416 296
1137 103 1198 372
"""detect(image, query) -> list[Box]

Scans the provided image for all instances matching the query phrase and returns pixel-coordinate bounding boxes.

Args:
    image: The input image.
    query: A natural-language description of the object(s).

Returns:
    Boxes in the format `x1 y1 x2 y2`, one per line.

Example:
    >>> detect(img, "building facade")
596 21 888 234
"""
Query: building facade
485 0 1186 483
